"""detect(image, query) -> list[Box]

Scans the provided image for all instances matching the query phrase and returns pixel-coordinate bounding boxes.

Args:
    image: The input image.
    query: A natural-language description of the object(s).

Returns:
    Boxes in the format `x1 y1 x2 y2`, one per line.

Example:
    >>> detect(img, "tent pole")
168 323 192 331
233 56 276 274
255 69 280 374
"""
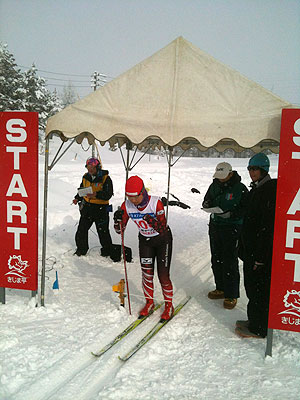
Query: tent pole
125 145 130 181
165 147 172 222
40 136 50 307
48 139 76 170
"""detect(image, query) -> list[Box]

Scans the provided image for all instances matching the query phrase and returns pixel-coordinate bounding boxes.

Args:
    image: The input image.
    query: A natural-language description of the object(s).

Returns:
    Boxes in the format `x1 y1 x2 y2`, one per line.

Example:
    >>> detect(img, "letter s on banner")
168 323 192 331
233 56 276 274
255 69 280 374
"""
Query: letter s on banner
292 118 300 159
0 112 38 291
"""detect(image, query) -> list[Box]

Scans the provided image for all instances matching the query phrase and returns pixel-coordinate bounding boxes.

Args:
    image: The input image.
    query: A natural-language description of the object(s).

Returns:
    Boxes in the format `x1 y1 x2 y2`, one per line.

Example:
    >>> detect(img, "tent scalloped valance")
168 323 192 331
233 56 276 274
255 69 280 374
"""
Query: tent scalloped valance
47 130 279 154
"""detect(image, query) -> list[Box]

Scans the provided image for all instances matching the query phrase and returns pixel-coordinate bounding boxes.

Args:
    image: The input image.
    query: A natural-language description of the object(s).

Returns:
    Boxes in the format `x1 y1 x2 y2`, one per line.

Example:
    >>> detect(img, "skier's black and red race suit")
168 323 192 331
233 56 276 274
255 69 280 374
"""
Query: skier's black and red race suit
114 195 173 304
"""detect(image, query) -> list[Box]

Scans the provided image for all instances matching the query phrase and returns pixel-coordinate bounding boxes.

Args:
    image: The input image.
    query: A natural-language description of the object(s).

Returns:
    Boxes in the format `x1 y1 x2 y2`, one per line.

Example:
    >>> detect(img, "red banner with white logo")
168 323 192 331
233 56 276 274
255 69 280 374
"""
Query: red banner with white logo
269 109 300 332
0 112 38 290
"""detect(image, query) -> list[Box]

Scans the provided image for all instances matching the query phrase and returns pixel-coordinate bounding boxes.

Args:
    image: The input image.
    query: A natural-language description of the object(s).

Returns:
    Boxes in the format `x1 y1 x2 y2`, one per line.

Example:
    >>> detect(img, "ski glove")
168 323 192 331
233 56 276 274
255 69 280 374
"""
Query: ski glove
114 220 125 235
202 200 212 208
161 196 168 206
143 214 168 235
114 208 124 222
218 211 231 219
114 222 121 234
191 188 200 194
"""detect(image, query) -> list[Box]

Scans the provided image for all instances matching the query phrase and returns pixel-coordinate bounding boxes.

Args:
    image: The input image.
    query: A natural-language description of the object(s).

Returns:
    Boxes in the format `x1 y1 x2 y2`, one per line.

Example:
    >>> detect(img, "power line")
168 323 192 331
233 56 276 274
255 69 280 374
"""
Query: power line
17 64 115 79
17 64 90 77
15 63 113 92
17 64 114 91
46 83 92 88
39 76 89 83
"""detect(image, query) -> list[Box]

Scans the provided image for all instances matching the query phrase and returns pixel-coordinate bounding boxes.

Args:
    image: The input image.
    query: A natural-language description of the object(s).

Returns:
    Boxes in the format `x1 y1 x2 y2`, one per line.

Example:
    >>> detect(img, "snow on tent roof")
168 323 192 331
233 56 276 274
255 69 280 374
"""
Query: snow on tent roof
45 36 295 153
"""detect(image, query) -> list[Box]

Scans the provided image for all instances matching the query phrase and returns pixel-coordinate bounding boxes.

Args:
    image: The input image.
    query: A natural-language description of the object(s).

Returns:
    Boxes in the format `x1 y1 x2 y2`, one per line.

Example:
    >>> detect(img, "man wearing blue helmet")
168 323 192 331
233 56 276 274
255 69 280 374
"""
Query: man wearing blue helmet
235 153 277 339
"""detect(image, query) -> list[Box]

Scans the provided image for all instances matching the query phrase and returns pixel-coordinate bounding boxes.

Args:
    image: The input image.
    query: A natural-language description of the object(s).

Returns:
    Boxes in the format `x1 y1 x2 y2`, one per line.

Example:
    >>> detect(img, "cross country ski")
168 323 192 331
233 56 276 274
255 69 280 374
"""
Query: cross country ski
91 302 163 357
118 296 191 362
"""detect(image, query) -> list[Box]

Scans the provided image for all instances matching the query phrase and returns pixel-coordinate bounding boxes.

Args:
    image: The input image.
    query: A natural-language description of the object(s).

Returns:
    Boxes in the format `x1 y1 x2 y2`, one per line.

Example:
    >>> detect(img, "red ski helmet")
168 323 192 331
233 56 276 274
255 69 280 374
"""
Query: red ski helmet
85 157 100 168
125 176 144 196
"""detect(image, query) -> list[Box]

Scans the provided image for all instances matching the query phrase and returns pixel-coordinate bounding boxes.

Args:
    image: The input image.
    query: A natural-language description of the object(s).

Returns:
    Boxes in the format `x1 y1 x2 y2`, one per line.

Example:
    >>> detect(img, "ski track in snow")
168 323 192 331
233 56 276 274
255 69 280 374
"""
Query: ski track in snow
1 140 300 400
10 290 194 400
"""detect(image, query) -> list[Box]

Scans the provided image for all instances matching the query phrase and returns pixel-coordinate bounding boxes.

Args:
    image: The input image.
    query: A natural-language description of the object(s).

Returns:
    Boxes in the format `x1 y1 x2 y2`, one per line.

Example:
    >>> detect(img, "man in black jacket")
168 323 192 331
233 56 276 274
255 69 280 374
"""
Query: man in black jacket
235 153 277 338
73 157 113 258
203 162 248 310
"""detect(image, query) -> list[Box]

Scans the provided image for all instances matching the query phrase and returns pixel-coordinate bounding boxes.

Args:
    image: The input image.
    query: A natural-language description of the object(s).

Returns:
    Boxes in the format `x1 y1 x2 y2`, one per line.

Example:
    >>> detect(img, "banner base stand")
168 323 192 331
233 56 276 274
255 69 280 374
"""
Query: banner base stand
265 328 273 357
0 287 5 304
0 288 38 306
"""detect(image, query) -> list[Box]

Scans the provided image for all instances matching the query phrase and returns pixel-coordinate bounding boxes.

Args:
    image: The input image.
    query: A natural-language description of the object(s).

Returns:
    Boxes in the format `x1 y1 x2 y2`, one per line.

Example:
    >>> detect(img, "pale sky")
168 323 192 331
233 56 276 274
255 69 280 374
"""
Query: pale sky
0 0 299 104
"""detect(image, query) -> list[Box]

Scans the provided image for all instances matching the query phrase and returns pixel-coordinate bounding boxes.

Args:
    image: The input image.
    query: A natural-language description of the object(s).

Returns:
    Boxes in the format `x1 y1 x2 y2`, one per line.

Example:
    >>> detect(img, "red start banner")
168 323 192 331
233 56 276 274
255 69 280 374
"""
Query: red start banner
269 109 300 332
0 112 38 291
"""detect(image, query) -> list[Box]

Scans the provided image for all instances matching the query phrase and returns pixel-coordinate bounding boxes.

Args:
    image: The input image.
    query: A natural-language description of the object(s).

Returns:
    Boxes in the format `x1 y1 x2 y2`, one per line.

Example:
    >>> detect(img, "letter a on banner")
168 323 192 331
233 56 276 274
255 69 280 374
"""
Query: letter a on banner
269 109 300 334
0 112 38 291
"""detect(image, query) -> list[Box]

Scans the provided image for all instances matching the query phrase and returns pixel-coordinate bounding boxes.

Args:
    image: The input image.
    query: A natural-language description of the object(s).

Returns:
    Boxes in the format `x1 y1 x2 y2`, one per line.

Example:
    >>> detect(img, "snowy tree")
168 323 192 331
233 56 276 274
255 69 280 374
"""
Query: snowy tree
22 64 62 135
61 81 78 107
0 44 62 141
0 42 26 111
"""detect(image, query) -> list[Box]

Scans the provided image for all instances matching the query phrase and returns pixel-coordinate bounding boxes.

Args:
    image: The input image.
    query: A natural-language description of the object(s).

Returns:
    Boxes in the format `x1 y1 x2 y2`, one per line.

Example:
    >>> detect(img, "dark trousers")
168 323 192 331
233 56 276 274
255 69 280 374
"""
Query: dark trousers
243 259 271 337
75 203 112 255
209 223 241 298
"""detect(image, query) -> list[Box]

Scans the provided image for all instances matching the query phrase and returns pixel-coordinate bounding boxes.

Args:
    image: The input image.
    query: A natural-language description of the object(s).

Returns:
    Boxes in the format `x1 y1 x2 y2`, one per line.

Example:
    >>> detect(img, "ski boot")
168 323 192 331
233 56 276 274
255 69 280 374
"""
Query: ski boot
161 302 174 321
139 300 154 317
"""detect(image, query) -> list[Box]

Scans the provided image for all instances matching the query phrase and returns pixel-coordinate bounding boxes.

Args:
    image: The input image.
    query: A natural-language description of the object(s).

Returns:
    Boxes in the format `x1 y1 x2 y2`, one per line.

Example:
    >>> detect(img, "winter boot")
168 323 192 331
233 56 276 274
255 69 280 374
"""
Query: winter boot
139 300 154 317
223 298 237 309
235 326 264 339
235 320 249 329
74 249 86 256
160 302 174 321
100 247 111 257
208 289 224 299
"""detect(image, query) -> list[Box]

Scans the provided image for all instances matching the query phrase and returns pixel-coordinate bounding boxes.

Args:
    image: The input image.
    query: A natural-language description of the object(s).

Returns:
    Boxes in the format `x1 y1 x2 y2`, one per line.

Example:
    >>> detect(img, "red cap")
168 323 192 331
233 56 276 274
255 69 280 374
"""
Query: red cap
125 176 144 196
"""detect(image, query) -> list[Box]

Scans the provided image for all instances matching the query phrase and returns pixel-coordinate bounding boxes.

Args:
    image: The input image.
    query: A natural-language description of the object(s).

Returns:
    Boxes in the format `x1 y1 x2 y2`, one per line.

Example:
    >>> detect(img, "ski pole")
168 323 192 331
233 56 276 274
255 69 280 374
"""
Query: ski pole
120 223 132 315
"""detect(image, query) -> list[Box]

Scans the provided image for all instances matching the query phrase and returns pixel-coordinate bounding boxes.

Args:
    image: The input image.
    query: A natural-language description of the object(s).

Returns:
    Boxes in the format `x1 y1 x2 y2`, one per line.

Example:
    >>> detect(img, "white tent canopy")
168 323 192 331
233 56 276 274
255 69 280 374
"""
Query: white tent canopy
46 36 294 153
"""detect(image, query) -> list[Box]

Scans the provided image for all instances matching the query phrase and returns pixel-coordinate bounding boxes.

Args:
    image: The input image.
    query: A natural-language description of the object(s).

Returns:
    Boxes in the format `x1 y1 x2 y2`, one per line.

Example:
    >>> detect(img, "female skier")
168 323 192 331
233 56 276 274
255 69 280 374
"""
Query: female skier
113 175 174 320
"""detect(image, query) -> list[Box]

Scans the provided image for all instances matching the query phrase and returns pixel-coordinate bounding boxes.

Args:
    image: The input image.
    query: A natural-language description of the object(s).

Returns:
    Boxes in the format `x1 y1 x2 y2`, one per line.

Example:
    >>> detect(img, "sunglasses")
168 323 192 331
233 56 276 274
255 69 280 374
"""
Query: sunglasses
247 166 260 171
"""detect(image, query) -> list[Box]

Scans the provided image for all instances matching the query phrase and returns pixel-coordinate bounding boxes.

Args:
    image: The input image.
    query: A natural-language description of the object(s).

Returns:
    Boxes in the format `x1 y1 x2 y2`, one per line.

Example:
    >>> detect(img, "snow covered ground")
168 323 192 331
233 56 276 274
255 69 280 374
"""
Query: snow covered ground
1 138 299 400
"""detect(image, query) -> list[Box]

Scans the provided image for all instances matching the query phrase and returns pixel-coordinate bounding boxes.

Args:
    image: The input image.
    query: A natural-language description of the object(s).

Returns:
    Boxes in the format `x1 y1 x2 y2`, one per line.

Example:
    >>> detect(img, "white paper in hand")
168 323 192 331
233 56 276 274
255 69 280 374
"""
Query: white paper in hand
201 207 224 214
78 187 93 197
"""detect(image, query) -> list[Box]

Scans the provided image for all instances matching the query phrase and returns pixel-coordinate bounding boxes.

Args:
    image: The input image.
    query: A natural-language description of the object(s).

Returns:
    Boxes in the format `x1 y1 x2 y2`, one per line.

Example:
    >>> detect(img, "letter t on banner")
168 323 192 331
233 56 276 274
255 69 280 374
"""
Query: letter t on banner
0 112 38 294
269 109 300 336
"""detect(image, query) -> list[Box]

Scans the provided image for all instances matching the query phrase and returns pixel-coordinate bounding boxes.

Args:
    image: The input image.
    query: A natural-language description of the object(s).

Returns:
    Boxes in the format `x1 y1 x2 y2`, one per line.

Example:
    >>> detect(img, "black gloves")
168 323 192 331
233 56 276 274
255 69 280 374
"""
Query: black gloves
113 208 124 222
191 188 200 194
143 214 155 224
161 197 168 206
202 200 212 208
